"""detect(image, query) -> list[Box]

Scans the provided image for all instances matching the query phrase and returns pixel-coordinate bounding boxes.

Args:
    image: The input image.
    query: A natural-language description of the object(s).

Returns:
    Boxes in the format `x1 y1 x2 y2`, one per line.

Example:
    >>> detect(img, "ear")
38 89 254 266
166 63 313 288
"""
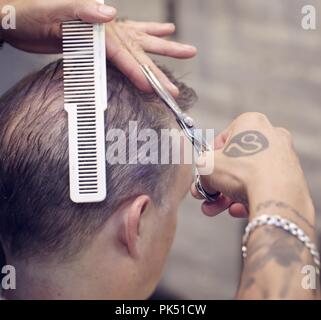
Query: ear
118 195 152 258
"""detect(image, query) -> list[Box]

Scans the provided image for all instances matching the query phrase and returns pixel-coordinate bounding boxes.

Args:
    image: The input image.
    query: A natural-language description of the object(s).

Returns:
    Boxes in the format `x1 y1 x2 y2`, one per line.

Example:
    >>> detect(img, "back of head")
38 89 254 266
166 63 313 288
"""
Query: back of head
0 59 196 261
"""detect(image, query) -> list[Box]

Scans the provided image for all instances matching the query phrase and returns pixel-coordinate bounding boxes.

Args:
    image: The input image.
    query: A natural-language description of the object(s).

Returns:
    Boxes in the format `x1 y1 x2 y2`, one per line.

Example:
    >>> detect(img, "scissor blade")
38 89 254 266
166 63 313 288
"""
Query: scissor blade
141 64 212 156
141 65 183 116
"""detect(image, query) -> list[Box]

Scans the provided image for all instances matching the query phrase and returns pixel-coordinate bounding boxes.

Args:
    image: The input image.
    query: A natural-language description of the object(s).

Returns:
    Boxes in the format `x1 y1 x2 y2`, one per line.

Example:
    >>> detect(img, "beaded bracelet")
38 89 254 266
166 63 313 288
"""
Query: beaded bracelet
242 214 320 274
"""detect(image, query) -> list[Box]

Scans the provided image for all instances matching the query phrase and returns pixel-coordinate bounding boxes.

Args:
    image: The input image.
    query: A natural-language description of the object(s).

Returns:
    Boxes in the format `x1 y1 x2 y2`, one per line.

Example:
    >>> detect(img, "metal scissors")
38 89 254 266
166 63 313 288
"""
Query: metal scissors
141 64 220 202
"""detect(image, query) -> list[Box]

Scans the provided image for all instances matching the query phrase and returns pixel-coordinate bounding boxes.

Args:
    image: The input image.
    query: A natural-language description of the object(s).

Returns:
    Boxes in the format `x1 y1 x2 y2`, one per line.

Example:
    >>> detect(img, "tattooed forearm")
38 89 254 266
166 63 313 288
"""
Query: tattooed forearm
256 200 315 230
237 227 319 299
223 130 269 157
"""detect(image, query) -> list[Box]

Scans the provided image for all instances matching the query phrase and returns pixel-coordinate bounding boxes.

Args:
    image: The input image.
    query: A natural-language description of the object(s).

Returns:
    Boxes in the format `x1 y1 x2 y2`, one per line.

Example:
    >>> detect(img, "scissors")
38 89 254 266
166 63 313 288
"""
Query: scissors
141 64 220 203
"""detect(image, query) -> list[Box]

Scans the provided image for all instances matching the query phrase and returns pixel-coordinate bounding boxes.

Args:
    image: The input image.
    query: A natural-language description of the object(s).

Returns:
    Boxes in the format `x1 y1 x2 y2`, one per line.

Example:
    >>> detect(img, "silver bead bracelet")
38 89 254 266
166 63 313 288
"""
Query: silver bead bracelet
242 214 320 274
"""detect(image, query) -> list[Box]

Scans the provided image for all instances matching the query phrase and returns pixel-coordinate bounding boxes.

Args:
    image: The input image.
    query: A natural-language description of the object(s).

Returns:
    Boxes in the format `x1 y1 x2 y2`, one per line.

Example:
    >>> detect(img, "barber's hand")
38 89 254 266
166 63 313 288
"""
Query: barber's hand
191 112 313 222
106 19 196 96
0 0 117 52
0 0 196 96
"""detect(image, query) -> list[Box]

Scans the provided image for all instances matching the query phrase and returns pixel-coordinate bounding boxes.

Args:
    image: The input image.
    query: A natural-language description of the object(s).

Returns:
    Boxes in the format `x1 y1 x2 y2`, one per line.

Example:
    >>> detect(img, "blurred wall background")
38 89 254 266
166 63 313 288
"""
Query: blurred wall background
1 0 321 299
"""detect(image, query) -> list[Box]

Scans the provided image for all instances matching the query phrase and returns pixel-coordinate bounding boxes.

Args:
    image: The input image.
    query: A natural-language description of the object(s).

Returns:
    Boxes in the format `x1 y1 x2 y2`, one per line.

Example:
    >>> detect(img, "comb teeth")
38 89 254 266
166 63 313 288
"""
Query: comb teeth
63 22 95 105
63 20 107 203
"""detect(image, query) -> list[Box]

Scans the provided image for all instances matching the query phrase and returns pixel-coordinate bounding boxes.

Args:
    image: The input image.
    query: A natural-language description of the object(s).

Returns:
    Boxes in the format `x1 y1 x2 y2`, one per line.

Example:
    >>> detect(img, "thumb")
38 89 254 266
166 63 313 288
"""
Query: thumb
196 149 234 197
53 0 117 23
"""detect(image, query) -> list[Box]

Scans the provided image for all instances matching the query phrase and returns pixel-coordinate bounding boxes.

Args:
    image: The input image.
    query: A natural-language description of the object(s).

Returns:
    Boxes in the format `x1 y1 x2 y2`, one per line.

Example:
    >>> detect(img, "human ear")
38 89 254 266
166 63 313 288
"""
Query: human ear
118 195 152 258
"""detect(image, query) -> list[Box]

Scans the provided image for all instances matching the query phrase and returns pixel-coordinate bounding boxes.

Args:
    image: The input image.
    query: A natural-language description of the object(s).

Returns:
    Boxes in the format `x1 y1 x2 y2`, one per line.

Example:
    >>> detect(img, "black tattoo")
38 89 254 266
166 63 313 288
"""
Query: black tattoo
239 227 306 299
246 228 303 271
223 130 269 157
256 200 315 230
239 222 321 299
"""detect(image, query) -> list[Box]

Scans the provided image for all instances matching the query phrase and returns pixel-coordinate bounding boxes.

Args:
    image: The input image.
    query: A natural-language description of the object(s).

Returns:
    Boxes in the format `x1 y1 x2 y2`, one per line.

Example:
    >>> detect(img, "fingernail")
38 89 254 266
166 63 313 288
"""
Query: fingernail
166 23 176 30
183 44 197 51
99 5 117 18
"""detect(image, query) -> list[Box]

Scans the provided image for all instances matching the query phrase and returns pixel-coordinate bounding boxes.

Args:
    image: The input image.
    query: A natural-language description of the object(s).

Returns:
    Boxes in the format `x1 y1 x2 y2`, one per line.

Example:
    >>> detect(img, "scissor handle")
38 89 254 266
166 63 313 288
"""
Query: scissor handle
195 175 220 202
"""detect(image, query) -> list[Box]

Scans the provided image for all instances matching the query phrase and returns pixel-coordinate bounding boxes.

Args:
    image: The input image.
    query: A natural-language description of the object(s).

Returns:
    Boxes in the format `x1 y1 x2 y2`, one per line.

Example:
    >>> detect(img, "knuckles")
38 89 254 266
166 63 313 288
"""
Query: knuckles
236 112 270 124
277 127 293 145
133 30 146 42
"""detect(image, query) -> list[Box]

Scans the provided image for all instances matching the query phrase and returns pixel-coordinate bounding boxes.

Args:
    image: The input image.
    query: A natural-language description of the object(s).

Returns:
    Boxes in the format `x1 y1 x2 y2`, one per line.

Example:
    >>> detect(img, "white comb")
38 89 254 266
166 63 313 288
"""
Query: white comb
62 5 107 203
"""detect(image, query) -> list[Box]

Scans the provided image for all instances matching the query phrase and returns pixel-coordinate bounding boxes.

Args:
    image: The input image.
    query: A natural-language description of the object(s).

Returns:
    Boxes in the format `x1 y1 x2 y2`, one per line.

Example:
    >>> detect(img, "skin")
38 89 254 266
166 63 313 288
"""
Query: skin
0 0 316 302
0 0 197 96
2 111 318 300
191 112 319 299
3 161 193 300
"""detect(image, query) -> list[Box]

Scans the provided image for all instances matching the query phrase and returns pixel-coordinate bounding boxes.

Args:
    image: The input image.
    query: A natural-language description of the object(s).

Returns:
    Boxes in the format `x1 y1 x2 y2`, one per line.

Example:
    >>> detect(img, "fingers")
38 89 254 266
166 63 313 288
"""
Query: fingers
190 182 204 200
133 49 180 95
214 127 231 149
201 195 233 217
107 28 179 96
191 113 278 220
229 203 248 218
58 0 117 23
191 182 233 217
107 25 180 96
192 179 247 218
122 21 176 37
276 127 293 145
107 28 153 93
137 34 197 59
107 19 198 95
230 112 274 135
196 150 227 191
106 18 197 95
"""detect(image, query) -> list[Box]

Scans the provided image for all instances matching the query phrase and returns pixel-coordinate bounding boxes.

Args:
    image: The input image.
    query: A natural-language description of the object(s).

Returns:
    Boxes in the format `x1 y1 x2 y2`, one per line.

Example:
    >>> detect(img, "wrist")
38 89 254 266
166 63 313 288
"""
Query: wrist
238 225 318 299
247 173 315 233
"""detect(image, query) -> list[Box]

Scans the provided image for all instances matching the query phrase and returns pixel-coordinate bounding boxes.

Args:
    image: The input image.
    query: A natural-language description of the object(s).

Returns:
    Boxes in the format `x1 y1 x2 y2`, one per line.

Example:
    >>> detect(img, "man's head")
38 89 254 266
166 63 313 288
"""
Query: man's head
0 60 196 299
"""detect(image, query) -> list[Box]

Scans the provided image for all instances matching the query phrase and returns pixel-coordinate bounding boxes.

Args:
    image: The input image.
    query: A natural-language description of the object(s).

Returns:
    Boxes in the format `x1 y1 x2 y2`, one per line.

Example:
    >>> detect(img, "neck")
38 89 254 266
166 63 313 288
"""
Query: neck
4 251 134 300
